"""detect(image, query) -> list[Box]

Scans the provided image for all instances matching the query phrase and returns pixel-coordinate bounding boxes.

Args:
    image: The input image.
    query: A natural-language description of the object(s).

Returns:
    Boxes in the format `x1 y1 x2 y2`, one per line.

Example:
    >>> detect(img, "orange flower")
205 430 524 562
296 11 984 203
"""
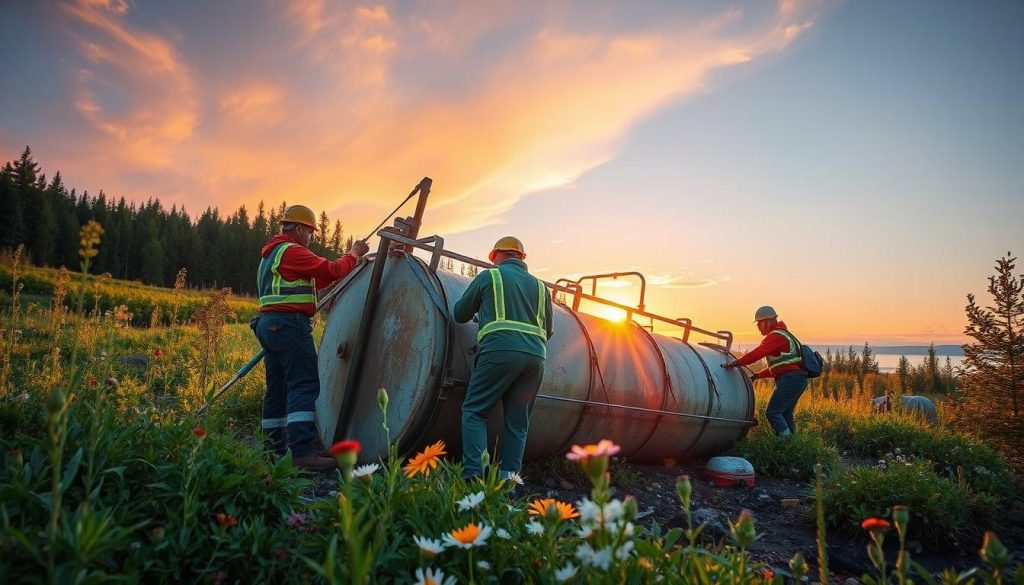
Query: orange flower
403 440 447 478
215 513 237 529
88 376 98 387
861 517 891 534
442 522 491 548
153 347 164 359
526 498 579 521
762 568 774 581
565 439 621 461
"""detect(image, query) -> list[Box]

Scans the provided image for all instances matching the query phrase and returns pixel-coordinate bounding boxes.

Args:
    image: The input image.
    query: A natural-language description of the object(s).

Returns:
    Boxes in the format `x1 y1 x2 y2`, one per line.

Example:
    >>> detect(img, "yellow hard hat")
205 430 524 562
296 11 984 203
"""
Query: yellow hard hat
753 305 778 322
283 205 317 230
491 236 525 255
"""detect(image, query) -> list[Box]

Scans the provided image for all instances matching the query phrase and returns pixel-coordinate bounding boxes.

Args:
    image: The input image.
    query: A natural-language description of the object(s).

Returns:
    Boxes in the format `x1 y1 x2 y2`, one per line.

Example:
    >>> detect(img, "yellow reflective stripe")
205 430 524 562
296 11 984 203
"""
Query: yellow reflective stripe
489 268 505 321
477 321 547 342
259 294 316 307
536 280 545 329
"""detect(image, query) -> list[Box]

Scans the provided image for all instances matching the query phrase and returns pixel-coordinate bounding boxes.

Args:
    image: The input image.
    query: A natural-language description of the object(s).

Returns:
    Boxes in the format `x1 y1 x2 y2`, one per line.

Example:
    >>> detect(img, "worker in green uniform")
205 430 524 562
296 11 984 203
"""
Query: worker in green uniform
454 236 554 481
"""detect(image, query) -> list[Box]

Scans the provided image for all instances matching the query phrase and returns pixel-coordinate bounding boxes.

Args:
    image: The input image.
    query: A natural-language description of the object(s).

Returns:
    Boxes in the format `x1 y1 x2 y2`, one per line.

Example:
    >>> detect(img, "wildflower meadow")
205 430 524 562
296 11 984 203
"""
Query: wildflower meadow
1 228 1022 584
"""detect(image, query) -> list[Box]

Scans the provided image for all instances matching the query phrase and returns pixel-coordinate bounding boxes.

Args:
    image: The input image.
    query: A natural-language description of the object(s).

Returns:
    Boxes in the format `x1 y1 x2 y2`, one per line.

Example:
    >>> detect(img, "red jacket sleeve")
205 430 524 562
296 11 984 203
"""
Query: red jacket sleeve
734 331 790 372
277 246 360 291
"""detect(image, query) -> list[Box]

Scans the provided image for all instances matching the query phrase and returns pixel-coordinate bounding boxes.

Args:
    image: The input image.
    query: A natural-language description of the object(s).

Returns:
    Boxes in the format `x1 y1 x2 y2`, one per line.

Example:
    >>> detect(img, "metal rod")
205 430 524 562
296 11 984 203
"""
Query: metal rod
536 394 756 426
408 177 432 239
335 232 392 441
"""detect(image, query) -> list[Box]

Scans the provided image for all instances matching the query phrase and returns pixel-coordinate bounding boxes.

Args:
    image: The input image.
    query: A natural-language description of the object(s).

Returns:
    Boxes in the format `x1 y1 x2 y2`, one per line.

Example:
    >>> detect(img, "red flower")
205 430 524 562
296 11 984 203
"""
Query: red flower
329 440 362 456
215 513 238 529
88 376 98 387
861 517 891 533
153 347 164 359
193 427 207 438
762 568 774 581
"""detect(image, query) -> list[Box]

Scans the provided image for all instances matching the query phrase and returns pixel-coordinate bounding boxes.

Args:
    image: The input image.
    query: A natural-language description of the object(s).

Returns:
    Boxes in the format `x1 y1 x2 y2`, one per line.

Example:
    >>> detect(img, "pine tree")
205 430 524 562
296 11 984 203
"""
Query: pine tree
317 211 330 248
956 252 1024 470
330 220 344 256
896 355 911 393
861 342 879 375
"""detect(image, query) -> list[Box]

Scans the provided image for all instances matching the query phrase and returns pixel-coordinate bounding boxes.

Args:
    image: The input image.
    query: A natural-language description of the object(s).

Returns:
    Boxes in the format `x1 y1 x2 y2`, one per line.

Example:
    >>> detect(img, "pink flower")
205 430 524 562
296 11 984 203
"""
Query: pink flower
566 440 621 461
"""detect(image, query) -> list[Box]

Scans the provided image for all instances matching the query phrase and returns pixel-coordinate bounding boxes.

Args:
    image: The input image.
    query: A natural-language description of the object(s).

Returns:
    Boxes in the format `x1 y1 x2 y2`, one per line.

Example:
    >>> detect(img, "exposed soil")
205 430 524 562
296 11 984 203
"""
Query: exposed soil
519 458 1024 583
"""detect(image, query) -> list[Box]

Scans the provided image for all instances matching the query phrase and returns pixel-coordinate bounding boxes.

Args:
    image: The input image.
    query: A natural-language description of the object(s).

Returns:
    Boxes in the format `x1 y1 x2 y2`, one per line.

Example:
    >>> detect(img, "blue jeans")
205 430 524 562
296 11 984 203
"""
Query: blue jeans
252 312 320 456
765 372 808 436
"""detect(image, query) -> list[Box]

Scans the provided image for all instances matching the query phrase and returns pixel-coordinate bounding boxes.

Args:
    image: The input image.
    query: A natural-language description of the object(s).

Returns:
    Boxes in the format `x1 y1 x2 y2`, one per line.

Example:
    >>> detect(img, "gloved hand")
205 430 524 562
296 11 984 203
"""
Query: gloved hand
721 361 737 369
350 240 370 258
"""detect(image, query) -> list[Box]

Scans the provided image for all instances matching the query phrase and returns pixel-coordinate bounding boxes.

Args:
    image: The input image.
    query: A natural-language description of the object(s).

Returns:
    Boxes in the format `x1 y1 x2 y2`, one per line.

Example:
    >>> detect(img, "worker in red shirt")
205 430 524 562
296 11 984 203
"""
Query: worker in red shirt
252 205 369 472
722 306 808 437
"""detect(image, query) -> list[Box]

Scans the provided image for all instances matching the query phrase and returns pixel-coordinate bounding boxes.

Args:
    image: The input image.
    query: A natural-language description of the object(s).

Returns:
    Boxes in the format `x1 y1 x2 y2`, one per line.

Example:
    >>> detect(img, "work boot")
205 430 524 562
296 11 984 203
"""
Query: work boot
292 453 337 473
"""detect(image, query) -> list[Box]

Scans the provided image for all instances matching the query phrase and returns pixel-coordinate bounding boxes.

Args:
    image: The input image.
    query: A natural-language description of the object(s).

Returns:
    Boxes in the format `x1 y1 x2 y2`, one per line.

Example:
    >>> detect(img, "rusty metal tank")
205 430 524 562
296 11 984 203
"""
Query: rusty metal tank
315 249 755 464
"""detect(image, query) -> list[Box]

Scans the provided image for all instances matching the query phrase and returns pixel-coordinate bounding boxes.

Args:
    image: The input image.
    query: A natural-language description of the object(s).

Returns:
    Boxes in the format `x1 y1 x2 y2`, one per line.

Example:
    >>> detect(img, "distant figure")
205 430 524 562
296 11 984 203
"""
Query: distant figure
722 305 808 437
872 394 939 426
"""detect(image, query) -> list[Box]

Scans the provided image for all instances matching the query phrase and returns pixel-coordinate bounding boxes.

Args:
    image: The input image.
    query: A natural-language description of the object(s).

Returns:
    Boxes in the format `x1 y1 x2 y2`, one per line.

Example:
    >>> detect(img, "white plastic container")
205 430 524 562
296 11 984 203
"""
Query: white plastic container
704 456 755 487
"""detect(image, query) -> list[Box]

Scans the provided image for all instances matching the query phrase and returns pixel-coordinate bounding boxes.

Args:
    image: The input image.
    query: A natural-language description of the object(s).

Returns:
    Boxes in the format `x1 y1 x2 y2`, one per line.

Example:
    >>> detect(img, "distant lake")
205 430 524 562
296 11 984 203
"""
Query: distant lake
874 353 963 373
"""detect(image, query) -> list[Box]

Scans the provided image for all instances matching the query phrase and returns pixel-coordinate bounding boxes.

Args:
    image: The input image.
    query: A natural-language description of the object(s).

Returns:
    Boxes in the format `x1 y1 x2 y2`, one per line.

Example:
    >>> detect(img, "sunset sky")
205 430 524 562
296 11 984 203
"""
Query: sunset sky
2 1 1022 347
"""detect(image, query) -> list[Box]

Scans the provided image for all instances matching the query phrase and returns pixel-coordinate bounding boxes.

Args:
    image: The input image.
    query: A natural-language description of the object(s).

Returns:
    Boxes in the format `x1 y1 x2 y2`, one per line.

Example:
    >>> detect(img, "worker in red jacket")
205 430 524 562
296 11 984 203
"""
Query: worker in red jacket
252 205 369 472
722 306 808 437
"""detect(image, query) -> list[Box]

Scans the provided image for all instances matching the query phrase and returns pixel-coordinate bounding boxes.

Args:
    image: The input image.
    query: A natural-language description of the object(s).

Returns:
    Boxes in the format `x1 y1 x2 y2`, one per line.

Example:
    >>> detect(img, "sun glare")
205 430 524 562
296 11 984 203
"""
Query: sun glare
591 305 628 323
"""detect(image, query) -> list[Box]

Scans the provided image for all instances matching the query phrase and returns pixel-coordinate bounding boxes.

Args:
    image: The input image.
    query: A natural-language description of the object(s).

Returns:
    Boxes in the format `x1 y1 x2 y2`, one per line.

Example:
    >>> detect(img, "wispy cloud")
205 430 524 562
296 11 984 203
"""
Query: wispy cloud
12 0 820 224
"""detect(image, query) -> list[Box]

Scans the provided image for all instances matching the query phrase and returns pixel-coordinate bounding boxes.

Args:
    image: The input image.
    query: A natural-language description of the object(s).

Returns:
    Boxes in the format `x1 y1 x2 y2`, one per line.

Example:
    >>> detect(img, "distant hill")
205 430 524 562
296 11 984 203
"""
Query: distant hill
811 344 964 357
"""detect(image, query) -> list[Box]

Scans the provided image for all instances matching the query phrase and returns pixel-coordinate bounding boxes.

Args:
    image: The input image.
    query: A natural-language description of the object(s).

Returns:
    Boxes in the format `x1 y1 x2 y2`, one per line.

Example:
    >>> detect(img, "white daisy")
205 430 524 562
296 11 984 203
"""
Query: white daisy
554 562 578 583
526 521 545 536
576 543 612 570
477 560 492 571
495 527 512 539
414 566 456 585
503 471 525 485
352 463 380 481
412 535 447 558
457 491 486 512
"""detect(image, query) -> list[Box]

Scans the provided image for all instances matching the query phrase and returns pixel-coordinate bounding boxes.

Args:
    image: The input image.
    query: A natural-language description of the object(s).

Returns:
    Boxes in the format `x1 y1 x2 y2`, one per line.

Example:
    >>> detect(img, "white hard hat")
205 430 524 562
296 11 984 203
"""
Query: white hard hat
753 306 778 322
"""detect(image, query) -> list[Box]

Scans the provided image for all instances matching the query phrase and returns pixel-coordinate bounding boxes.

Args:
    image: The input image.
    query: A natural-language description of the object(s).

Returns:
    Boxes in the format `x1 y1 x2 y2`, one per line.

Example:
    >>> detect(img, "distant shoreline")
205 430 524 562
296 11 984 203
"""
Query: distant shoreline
809 344 964 357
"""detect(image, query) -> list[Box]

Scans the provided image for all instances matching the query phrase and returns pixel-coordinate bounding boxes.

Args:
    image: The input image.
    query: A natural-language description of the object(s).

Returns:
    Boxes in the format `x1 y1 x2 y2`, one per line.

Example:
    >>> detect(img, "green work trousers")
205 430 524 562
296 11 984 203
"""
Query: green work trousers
461 350 545 478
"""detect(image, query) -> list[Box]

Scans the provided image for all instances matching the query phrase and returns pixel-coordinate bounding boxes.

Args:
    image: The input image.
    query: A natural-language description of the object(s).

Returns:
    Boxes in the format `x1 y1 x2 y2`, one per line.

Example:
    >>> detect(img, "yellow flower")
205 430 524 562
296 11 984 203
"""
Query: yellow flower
403 440 447 478
527 498 579 521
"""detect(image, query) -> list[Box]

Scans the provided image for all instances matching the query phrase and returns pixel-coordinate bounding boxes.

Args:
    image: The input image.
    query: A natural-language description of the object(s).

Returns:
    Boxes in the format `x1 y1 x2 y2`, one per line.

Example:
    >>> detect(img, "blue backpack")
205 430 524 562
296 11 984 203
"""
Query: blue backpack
801 344 824 378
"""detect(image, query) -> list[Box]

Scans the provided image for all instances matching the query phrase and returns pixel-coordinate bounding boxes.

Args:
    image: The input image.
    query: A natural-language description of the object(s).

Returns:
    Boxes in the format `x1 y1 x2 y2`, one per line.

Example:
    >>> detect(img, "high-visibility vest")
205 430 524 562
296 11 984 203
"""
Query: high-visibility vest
257 242 316 307
477 268 547 342
766 329 802 370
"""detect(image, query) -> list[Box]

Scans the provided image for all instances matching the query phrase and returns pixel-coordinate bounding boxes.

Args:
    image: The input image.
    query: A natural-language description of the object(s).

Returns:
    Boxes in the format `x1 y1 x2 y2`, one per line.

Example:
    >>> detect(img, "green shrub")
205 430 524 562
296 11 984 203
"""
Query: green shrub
728 431 839 481
821 457 973 548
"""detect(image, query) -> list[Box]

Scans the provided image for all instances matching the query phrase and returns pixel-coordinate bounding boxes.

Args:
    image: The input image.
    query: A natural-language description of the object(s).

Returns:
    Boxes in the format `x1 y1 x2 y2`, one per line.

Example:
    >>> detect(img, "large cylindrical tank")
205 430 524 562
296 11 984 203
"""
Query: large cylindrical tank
316 253 755 464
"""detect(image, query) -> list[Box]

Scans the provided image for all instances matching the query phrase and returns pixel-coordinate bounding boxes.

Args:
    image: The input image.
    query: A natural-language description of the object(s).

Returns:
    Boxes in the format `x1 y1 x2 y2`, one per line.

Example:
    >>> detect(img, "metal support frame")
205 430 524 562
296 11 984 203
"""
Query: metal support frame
366 231 734 352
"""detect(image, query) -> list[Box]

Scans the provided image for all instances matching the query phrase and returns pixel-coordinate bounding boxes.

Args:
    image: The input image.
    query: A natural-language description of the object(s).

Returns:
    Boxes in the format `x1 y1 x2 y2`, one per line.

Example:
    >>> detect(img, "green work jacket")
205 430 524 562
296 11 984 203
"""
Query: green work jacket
454 258 554 358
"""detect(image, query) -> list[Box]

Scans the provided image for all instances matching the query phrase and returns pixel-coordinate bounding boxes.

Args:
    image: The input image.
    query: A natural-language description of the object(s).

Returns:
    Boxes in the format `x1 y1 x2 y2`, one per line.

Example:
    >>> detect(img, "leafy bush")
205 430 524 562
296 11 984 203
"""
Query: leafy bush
821 457 974 548
831 417 1015 501
728 430 839 481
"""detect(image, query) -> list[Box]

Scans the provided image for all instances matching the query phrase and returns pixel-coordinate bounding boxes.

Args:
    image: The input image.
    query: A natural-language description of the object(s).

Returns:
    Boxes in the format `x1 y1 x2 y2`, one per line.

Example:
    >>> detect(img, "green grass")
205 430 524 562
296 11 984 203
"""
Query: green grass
1 258 1021 582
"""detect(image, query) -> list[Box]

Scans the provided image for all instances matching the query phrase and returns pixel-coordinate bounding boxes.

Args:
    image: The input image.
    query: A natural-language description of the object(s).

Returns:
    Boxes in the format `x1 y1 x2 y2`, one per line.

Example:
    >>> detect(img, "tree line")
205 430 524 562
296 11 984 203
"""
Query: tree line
0 147 353 295
819 342 957 395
